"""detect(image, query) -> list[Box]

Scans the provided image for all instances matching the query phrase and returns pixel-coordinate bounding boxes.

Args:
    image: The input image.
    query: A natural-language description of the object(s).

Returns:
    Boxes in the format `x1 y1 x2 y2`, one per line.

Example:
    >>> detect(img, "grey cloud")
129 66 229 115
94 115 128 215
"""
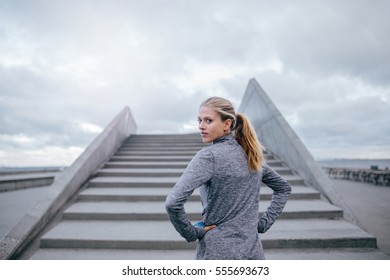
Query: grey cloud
268 1 390 85
0 0 389 165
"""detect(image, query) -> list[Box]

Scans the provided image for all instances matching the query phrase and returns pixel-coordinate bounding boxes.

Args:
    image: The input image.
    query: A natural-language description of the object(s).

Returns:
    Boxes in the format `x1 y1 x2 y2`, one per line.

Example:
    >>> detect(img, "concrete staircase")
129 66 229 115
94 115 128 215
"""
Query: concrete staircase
29 134 383 259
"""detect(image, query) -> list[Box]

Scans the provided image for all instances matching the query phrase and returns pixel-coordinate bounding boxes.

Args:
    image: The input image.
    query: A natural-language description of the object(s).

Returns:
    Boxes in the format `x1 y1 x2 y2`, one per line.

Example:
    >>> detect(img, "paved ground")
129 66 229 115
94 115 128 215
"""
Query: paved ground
0 186 49 239
329 178 390 256
1 178 389 258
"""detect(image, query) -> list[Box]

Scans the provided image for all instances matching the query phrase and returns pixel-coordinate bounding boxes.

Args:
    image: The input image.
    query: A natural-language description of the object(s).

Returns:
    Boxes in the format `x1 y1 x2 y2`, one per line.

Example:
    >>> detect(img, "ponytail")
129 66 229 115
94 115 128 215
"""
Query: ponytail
200 96 264 172
234 113 264 171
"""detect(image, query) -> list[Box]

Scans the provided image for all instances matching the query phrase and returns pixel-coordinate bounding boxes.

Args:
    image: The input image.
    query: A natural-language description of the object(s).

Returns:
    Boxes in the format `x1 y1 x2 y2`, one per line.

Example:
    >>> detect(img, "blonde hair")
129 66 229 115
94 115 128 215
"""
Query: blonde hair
200 97 264 171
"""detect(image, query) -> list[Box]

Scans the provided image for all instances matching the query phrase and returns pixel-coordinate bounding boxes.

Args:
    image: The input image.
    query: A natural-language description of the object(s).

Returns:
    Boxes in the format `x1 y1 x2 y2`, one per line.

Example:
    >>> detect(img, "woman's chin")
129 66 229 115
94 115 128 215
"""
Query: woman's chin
201 136 211 143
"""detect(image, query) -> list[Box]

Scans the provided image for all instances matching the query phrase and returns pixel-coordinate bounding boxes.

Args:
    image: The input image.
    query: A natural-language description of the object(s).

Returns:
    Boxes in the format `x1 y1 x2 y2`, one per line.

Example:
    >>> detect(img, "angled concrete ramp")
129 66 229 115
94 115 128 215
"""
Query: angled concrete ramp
3 79 388 260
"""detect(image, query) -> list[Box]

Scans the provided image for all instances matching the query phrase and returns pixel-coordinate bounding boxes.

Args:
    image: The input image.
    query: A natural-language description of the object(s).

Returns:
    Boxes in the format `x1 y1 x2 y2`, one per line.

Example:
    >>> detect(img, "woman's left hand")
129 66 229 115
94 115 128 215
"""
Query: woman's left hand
204 225 216 232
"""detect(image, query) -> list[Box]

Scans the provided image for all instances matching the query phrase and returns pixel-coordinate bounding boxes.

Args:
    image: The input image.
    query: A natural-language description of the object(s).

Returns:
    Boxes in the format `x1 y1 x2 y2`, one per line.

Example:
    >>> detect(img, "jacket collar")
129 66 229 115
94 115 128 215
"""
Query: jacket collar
212 133 234 144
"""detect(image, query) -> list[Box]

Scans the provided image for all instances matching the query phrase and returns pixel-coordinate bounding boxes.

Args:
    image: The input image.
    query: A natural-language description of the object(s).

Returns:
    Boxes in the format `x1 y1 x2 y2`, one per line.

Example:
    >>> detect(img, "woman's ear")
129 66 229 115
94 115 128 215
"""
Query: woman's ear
224 119 232 131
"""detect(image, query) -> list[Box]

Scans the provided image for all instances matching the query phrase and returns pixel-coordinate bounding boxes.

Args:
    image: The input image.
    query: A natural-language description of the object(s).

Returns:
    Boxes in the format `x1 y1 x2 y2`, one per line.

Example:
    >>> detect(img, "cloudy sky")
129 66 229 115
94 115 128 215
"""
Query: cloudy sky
0 0 389 166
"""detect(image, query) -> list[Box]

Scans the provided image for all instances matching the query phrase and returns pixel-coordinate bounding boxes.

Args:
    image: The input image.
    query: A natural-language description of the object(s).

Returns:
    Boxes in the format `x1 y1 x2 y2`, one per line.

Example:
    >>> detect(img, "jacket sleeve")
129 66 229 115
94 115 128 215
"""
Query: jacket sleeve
165 148 214 242
258 163 292 233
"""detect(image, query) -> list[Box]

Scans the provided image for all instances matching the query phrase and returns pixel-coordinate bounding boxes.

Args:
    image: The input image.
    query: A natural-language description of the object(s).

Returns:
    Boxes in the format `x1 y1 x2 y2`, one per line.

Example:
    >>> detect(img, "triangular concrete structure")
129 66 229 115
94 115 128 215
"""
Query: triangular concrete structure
1 79 387 260
239 78 361 227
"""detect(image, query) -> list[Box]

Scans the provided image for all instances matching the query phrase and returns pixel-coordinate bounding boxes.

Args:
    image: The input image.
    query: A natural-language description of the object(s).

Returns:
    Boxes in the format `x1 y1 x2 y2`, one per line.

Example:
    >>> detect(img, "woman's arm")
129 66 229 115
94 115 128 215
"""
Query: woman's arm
165 148 214 242
258 163 292 233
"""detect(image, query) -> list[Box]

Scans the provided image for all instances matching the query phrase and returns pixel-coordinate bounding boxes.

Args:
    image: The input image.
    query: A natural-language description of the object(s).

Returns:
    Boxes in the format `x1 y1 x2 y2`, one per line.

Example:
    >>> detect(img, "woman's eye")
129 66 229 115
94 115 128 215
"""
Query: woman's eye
198 118 212 124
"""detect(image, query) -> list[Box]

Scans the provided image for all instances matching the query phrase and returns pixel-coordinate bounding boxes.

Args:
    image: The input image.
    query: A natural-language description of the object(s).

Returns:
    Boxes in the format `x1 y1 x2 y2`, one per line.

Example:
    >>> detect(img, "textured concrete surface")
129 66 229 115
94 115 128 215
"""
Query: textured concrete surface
38 219 375 250
76 185 320 201
0 186 50 239
61 200 342 220
0 173 58 192
330 178 390 257
239 79 361 227
30 247 389 260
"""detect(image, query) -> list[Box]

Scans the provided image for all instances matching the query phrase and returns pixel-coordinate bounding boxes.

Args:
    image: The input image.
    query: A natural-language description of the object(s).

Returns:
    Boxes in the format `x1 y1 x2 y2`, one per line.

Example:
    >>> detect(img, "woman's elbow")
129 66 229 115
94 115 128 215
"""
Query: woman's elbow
286 183 292 193
165 196 179 213
165 197 173 212
283 183 292 195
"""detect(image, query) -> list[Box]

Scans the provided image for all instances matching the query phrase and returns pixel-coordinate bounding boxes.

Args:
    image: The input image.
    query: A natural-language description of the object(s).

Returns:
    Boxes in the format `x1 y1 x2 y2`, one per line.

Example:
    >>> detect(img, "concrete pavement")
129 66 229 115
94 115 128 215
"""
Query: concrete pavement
329 178 390 257
0 186 50 239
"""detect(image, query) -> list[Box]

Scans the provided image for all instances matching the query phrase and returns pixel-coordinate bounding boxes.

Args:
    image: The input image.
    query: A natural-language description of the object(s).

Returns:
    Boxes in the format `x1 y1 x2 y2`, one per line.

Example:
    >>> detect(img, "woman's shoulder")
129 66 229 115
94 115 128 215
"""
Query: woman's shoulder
192 145 215 161
196 145 214 157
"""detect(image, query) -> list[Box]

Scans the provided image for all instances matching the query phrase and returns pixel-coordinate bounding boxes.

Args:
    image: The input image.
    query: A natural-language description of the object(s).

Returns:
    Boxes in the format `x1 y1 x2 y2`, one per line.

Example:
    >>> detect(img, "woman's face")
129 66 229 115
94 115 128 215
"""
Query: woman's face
198 106 231 143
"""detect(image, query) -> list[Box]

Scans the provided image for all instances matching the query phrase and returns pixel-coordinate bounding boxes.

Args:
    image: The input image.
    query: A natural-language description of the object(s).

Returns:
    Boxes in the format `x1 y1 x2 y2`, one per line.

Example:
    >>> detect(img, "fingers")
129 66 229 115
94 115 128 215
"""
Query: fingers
204 225 216 232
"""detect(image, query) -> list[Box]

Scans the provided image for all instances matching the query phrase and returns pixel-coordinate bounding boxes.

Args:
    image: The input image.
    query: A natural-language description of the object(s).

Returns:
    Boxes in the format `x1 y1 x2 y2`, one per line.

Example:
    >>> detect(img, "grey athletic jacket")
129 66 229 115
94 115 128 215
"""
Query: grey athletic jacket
165 133 291 259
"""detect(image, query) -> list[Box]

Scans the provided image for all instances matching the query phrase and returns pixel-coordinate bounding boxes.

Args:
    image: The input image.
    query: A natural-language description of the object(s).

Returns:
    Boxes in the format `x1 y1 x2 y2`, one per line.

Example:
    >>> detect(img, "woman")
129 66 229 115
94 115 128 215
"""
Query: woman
165 96 291 259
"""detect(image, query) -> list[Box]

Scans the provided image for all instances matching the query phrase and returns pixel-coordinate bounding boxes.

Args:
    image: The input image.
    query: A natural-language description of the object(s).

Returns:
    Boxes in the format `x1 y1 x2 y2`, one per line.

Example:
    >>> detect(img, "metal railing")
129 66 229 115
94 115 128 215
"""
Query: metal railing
324 167 390 186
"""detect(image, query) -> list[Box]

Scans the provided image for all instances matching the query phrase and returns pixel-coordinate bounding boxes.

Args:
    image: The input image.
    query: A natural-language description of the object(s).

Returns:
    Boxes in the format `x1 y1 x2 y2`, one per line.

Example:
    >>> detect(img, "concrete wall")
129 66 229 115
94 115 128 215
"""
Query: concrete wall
0 173 59 192
0 106 137 259
239 78 361 227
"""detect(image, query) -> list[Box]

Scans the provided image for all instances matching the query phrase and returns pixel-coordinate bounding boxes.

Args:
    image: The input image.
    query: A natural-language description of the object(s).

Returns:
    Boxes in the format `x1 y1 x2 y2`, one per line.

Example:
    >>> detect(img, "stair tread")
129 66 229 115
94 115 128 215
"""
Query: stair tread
96 166 291 176
111 155 195 160
64 200 340 215
104 160 283 168
98 168 185 174
89 175 303 184
40 219 374 242
80 185 319 196
110 155 283 163
104 162 190 168
90 177 179 184
30 247 389 260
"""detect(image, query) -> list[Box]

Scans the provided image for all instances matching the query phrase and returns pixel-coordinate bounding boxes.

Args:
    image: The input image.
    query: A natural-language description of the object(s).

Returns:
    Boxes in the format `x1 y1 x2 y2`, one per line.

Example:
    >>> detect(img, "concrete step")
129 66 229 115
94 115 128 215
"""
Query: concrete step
271 167 292 175
265 159 285 167
119 146 271 154
114 150 276 160
125 137 203 142
110 155 195 162
96 166 292 177
270 175 304 185
125 136 203 143
0 172 58 192
126 134 202 139
104 156 284 168
105 159 285 169
121 143 206 148
77 186 320 202
116 151 199 156
62 200 342 220
39 219 376 250
88 177 179 188
104 161 190 169
30 247 390 260
88 175 304 188
119 146 205 152
96 168 186 177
